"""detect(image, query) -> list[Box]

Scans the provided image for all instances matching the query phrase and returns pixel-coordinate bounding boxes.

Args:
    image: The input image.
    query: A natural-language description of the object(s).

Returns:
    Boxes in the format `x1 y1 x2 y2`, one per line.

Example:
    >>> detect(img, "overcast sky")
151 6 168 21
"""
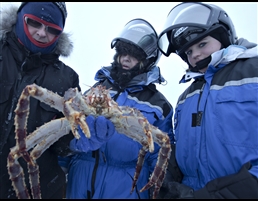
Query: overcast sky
1 2 258 110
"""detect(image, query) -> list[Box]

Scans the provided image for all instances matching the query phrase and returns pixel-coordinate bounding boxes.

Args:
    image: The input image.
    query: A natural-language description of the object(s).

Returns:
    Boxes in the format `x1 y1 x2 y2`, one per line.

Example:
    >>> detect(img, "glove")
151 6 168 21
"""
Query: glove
159 181 194 199
70 115 115 152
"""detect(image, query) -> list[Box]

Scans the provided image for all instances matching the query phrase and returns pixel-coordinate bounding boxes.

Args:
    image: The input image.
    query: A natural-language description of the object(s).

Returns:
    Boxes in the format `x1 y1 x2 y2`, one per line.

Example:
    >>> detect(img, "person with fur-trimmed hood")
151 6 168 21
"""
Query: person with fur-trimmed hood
0 2 82 199
58 18 174 199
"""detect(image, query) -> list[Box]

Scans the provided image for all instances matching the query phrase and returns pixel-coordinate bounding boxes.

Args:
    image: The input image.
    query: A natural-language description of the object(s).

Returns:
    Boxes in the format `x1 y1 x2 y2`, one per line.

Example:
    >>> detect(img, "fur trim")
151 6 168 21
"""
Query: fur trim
0 4 73 57
0 4 17 39
115 41 146 61
55 32 73 57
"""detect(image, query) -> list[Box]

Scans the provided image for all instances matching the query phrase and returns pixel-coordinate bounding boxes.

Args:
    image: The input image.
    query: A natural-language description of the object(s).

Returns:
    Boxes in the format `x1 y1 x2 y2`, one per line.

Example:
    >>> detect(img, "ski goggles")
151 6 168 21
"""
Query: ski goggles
24 16 63 36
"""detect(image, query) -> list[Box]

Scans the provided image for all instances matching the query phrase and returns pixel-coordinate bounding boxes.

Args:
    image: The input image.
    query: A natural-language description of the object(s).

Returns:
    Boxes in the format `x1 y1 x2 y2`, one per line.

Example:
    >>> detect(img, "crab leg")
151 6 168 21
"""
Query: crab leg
151 161 168 199
63 91 90 139
29 119 71 159
130 147 148 194
139 126 172 199
7 85 53 198
8 84 41 199
8 119 71 199
7 84 71 199
130 127 171 199
110 106 155 153
21 84 65 112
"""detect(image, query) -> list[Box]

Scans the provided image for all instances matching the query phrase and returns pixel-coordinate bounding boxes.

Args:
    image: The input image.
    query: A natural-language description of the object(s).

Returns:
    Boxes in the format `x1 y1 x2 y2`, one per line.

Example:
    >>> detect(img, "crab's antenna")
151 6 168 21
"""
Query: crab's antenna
82 83 92 88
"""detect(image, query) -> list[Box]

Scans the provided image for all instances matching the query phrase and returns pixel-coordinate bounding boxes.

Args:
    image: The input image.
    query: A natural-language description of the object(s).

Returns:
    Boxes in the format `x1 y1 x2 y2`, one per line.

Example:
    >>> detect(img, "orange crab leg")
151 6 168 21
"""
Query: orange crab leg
130 147 148 194
7 85 40 199
7 152 30 199
7 84 73 199
139 127 172 199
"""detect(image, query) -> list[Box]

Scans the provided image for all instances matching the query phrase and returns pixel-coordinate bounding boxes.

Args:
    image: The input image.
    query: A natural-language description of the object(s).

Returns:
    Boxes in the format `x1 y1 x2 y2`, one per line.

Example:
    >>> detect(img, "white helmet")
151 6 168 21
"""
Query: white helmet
111 18 161 70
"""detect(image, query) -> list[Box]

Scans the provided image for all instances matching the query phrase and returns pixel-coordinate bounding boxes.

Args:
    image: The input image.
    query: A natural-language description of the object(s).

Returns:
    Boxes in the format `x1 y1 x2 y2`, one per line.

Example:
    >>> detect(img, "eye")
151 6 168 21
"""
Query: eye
131 56 138 62
46 27 62 36
199 42 206 48
185 49 192 56
26 18 42 29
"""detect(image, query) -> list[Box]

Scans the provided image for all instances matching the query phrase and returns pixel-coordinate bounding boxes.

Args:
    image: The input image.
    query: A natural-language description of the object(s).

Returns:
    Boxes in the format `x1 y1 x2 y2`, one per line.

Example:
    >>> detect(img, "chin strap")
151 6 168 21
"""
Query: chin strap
189 55 211 73
180 55 212 83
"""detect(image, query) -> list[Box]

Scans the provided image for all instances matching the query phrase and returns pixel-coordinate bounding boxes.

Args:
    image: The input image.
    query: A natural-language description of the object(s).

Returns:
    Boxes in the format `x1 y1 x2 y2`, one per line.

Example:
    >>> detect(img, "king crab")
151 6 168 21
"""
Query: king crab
7 83 171 199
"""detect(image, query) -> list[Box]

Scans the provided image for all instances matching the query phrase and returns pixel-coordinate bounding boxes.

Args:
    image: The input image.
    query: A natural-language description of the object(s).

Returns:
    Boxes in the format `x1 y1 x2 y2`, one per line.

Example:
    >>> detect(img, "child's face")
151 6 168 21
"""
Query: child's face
185 36 222 73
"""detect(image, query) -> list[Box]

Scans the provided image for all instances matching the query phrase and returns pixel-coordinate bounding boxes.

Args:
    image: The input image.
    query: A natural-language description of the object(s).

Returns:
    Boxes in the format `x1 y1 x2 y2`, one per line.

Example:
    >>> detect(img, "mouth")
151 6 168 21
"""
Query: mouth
37 41 47 44
122 65 130 70
34 38 47 44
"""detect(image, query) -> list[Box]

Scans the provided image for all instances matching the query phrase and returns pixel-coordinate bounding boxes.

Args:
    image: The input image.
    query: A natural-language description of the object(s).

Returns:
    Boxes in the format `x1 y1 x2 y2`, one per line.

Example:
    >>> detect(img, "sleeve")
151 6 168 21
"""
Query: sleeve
194 162 258 199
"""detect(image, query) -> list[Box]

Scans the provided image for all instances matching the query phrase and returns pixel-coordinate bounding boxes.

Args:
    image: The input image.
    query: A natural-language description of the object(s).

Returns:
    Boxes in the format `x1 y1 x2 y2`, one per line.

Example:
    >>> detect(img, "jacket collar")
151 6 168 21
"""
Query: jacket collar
180 40 258 83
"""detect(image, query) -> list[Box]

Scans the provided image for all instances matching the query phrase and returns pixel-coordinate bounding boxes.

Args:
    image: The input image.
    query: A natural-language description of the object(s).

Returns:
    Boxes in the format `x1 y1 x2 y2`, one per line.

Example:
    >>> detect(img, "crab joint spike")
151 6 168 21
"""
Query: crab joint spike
77 116 91 138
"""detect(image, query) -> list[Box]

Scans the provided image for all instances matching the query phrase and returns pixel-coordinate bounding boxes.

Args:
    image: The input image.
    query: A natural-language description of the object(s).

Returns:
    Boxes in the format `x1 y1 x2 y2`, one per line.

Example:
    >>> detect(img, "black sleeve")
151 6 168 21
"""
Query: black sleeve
194 162 258 199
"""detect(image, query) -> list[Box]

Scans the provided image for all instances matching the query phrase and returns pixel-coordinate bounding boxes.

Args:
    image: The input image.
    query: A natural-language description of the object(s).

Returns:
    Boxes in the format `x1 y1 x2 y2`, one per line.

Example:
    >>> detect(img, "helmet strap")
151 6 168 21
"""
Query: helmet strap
189 55 211 72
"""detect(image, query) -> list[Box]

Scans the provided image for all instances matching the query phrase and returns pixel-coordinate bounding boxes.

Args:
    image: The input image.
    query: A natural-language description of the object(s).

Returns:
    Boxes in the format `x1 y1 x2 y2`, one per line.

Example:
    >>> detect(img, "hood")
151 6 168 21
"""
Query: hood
236 37 257 49
0 4 73 57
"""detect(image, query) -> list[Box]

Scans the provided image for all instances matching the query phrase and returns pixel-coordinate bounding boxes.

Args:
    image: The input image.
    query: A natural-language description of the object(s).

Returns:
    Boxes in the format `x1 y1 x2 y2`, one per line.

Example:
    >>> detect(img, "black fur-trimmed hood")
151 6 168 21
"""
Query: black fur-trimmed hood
0 4 73 57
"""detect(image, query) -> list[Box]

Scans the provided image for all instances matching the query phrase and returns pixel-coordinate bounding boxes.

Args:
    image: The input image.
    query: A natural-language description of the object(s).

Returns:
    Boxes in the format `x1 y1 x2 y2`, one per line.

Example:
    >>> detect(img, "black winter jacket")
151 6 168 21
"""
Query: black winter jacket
0 5 81 199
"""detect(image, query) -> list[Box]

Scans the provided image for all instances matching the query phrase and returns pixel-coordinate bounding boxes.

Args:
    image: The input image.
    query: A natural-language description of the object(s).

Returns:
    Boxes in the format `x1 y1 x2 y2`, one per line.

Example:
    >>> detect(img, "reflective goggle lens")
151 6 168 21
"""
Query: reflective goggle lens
25 17 62 36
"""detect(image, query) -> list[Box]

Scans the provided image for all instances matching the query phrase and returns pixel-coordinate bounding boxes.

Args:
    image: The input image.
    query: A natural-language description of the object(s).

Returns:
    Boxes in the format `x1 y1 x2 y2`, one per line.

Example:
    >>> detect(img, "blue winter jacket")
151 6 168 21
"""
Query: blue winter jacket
174 38 258 191
64 65 174 198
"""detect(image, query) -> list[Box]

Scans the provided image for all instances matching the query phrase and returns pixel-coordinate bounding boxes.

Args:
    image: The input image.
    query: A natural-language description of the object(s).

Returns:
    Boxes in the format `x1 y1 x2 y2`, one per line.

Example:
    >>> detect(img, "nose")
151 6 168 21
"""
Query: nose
36 25 47 36
122 54 130 61
191 48 201 60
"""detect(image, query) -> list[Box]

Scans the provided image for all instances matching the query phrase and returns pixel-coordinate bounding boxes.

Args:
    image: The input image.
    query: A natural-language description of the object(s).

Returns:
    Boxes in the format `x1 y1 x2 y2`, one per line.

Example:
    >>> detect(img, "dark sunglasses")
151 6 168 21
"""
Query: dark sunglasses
24 16 62 36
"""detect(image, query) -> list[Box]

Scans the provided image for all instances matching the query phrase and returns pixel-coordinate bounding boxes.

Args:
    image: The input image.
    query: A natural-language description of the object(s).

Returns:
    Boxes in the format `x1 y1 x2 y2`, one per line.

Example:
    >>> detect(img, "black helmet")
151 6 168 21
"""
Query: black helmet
17 2 67 26
158 2 237 62
111 18 161 71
